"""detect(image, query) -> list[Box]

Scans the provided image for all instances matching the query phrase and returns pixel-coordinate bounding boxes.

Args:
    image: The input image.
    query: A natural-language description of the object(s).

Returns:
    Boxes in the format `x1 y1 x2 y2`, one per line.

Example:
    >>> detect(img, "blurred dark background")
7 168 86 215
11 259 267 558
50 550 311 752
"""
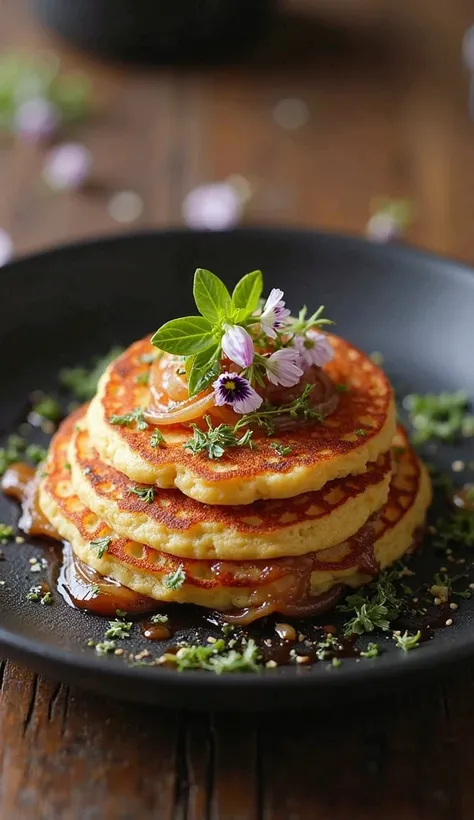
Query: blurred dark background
0 0 472 260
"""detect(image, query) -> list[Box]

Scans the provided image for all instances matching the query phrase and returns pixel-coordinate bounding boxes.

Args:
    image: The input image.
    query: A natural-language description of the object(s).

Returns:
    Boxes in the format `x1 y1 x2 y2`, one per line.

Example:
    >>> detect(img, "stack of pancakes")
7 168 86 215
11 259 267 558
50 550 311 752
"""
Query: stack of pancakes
39 335 432 622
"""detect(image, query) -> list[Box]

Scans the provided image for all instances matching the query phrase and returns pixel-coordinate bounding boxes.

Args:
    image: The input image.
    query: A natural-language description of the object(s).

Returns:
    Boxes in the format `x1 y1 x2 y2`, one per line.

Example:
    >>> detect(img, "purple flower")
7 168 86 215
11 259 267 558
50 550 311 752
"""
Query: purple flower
13 97 61 142
213 372 262 414
0 228 12 267
260 288 291 339
264 348 303 387
182 182 243 230
221 324 254 368
43 142 92 191
294 331 333 368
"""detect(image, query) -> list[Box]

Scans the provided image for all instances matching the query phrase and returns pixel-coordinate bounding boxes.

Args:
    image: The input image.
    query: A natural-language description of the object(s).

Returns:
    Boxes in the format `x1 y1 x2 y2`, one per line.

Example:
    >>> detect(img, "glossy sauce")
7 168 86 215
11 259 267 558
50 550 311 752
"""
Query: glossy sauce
1 463 60 539
140 621 172 641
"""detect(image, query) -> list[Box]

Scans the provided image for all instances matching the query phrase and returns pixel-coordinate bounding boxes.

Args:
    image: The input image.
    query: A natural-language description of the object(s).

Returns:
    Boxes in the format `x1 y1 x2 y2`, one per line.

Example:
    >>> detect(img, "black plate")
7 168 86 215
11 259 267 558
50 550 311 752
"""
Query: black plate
0 228 473 710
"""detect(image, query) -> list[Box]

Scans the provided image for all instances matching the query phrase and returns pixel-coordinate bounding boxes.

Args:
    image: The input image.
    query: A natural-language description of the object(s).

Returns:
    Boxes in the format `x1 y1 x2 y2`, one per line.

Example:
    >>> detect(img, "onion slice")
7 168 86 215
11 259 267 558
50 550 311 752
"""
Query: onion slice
144 391 216 426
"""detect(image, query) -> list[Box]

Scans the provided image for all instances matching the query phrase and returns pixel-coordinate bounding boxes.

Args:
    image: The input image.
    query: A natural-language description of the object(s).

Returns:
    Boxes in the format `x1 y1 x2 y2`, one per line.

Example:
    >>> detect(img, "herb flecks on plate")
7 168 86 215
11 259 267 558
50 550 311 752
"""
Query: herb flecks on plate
403 390 474 444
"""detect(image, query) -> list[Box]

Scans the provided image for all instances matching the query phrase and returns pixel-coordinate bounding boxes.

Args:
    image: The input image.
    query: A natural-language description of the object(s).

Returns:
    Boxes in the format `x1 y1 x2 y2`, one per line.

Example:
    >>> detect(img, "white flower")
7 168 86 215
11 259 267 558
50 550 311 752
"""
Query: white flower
213 372 263 414
260 288 291 339
221 325 254 368
264 348 303 387
294 331 333 368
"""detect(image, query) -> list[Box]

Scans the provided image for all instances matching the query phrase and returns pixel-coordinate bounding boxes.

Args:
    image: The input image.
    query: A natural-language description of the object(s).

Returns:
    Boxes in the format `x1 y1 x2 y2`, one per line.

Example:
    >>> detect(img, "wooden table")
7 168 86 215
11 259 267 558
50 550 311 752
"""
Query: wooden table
1 1 474 817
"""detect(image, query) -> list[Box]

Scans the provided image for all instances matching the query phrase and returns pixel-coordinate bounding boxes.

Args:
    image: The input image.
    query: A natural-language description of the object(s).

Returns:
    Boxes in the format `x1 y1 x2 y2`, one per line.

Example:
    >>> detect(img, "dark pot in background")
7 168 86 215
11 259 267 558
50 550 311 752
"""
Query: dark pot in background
32 0 277 63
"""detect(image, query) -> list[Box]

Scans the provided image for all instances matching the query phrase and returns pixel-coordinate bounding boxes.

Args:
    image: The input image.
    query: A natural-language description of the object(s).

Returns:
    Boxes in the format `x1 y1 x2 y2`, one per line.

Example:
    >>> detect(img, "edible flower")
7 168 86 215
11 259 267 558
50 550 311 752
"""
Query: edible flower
294 330 333 368
263 348 303 387
259 288 291 339
221 324 254 368
213 372 262 414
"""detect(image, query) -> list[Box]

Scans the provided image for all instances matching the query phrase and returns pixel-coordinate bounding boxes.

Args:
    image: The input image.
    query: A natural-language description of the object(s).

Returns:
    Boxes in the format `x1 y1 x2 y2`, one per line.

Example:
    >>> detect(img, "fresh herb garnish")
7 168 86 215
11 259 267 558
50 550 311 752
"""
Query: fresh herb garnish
287 305 333 336
41 591 53 605
90 535 113 558
0 434 26 476
393 630 421 652
404 390 474 443
150 613 168 624
338 569 403 636
104 619 133 639
129 485 155 504
354 429 367 437
89 583 100 597
60 347 124 401
162 638 259 673
163 565 186 590
270 442 292 456
359 642 380 658
109 407 148 432
149 429 164 448
0 524 13 544
184 417 254 460
95 640 117 655
26 585 42 602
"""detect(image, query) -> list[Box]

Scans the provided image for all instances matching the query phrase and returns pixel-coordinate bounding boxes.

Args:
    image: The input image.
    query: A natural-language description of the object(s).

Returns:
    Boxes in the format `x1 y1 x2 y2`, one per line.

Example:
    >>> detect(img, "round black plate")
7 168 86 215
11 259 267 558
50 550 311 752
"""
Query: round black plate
0 228 473 710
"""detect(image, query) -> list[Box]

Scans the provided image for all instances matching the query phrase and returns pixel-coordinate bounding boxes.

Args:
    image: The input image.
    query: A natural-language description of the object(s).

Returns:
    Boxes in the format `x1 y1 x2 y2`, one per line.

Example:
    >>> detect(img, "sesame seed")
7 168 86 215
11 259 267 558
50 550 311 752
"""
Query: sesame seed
434 597 442 606
469 583 474 590
114 648 124 656
445 619 453 626
450 602 459 610
15 536 25 544
207 636 217 644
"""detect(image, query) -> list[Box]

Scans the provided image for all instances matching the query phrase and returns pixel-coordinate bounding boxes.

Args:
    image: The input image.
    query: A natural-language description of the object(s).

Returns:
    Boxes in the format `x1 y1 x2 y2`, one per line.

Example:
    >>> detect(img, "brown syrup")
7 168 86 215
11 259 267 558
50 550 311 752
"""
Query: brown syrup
140 622 172 641
1 463 60 539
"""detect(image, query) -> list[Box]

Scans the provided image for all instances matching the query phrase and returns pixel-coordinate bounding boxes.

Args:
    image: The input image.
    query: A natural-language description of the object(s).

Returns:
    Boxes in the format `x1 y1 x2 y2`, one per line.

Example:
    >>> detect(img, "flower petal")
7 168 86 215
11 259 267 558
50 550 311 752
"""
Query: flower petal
222 324 254 368
265 348 303 387
212 372 262 414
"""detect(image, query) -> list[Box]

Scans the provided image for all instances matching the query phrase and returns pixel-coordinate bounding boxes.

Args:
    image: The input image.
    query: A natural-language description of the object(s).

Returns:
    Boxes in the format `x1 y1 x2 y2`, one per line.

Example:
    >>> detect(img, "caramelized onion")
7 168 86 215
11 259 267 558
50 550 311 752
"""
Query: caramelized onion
221 584 346 625
144 391 216 426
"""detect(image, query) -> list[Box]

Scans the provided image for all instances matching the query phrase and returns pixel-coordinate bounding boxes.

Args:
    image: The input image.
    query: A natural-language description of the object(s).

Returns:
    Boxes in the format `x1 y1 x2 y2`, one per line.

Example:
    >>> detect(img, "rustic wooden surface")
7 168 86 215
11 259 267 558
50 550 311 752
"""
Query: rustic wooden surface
1 0 474 817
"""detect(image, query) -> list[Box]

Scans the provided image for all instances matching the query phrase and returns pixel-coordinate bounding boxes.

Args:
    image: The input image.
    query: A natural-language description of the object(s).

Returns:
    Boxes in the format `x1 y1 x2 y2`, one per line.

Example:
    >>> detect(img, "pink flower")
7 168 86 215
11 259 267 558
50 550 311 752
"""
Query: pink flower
43 143 92 191
264 348 303 387
14 97 61 142
294 331 333 368
213 372 262 414
260 288 291 339
222 325 254 368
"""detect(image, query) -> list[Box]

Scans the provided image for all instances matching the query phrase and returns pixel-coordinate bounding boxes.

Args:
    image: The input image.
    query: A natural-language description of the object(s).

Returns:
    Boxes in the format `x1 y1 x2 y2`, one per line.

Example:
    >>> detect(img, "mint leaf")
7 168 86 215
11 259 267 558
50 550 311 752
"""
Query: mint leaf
151 316 213 356
188 344 220 397
193 269 232 323
231 270 263 316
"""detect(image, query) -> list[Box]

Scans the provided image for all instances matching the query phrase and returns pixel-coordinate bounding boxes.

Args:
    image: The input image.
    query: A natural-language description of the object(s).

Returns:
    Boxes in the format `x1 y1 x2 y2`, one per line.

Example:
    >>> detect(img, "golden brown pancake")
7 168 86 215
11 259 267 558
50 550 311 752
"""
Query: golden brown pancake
87 334 396 505
38 412 431 618
70 410 392 560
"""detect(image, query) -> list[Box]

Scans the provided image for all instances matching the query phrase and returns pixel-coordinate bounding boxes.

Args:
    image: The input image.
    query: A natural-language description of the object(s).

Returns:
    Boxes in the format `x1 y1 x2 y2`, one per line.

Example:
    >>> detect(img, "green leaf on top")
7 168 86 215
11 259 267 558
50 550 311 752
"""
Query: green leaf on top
151 316 214 356
231 270 263 316
188 344 220 397
193 268 232 324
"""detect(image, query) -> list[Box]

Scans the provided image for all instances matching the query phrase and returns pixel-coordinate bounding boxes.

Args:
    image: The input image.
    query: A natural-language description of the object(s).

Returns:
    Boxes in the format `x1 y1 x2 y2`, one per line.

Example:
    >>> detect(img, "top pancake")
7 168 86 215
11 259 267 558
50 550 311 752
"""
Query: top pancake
87 334 396 505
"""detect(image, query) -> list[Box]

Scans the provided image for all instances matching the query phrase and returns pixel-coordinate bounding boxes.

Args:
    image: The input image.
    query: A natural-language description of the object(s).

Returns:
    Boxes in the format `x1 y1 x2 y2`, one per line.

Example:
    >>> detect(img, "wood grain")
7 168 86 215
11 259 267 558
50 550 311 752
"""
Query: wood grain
1 0 474 816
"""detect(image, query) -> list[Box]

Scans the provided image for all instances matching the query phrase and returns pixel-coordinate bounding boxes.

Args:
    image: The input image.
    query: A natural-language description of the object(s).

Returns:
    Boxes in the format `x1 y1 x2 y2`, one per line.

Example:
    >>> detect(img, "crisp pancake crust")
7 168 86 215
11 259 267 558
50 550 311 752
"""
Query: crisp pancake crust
38 413 431 614
87 335 396 505
70 411 392 560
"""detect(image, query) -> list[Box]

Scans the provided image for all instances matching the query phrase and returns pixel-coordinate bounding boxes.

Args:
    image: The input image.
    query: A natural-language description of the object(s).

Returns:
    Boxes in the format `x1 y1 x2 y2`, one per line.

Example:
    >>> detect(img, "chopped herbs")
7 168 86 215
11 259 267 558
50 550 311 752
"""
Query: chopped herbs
164 565 186 590
59 347 124 401
270 442 292 456
433 511 474 550
31 394 61 422
0 524 13 544
163 638 259 673
150 613 169 624
354 429 367 437
89 583 100 597
404 390 474 443
135 371 150 386
41 591 53 605
129 485 155 504
393 630 421 652
149 429 164 448
25 443 48 464
95 640 117 655
90 535 113 558
360 642 380 658
109 407 148 431
339 569 403 636
184 417 254 460
0 433 27 476
105 619 133 639
26 585 53 605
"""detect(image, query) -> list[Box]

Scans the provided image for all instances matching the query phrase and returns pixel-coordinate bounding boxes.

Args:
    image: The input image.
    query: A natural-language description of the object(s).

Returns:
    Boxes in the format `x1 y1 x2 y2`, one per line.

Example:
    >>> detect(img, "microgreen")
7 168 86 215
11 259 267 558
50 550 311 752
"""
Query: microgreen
393 630 421 652
0 524 13 544
109 407 148 431
95 640 117 655
90 535 112 558
105 619 133 639
163 565 186 590
60 346 123 401
287 304 333 336
129 485 155 504
339 568 403 636
359 642 380 658
270 442 292 456
149 429 165 448
403 390 474 443
150 613 168 624
163 638 259 673
184 417 254 460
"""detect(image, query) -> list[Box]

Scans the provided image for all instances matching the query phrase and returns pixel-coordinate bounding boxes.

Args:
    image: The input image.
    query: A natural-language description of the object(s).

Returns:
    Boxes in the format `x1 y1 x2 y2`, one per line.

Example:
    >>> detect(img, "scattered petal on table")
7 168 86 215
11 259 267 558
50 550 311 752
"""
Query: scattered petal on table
0 228 13 266
108 191 144 223
182 181 243 230
273 98 310 131
42 142 93 191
